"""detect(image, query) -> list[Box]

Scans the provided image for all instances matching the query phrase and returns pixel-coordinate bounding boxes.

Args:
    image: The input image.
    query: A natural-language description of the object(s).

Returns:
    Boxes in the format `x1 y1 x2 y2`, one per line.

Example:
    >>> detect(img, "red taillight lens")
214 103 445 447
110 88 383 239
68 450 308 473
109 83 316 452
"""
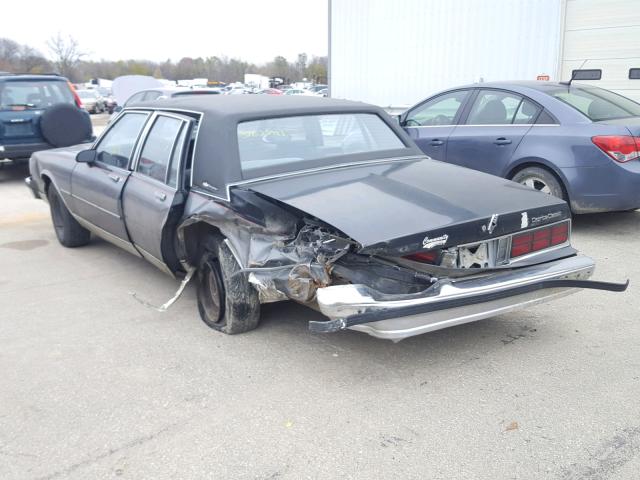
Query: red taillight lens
68 81 83 109
592 135 640 163
511 232 533 257
404 250 439 264
550 222 568 245
532 228 551 251
510 221 570 258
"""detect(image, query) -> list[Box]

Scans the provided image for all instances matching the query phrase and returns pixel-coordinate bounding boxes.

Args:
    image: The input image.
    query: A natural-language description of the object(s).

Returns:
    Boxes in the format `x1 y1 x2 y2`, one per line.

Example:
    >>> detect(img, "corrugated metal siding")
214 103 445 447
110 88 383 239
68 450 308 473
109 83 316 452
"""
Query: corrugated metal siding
330 0 563 107
561 0 640 101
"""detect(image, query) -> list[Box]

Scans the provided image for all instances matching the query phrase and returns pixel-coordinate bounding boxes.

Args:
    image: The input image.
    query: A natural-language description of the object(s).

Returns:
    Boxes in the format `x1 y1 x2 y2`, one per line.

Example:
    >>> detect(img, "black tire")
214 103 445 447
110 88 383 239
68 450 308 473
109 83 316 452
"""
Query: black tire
196 240 260 334
40 103 93 147
47 185 91 247
512 166 565 201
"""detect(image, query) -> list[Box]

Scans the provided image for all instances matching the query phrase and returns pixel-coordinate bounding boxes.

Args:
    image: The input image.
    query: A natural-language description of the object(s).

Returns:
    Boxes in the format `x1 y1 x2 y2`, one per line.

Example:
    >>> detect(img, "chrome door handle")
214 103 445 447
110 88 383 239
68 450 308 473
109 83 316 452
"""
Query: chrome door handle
108 174 121 183
154 191 167 202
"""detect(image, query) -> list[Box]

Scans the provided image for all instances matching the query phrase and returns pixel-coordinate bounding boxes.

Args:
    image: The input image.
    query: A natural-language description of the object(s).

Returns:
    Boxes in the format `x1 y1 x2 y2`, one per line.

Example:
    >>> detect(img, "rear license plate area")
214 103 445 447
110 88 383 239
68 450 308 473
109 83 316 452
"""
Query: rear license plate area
4 122 33 137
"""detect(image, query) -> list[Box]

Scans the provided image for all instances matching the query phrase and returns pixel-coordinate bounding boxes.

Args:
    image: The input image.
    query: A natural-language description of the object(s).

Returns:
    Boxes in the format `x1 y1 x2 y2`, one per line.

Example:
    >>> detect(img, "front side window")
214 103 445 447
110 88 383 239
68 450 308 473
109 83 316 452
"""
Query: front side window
466 90 523 125
405 90 469 126
237 113 406 176
137 115 184 184
95 113 149 168
548 86 640 121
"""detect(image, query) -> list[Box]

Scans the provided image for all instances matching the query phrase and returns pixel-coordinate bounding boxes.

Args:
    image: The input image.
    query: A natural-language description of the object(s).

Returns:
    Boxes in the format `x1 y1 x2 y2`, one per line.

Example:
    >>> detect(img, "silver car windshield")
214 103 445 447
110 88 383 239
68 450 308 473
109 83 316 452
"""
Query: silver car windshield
237 113 406 175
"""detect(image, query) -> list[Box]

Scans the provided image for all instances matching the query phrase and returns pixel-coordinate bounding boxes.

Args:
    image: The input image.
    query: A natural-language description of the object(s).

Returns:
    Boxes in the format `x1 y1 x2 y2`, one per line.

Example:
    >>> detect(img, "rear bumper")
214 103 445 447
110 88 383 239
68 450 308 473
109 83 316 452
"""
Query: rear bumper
0 142 51 160
562 163 640 213
311 255 627 340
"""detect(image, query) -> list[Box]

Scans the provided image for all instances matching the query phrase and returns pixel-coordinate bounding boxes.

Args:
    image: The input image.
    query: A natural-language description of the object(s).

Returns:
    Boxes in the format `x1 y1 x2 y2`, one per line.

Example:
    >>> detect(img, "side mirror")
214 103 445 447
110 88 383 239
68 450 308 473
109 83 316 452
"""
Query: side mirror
76 149 97 164
114 105 123 113
397 111 409 127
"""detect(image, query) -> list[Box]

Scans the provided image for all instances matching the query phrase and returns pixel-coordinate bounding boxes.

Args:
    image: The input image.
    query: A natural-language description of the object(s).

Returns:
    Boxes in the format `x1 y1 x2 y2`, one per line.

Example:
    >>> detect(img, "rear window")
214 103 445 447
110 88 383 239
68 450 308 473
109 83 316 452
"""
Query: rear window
237 113 406 176
548 86 640 121
0 80 74 110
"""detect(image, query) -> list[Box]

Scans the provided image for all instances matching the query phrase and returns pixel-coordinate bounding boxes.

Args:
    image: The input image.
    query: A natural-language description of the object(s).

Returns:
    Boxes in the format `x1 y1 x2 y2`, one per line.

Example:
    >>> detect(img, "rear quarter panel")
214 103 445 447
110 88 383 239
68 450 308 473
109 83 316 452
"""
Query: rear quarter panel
31 145 85 206
508 122 639 207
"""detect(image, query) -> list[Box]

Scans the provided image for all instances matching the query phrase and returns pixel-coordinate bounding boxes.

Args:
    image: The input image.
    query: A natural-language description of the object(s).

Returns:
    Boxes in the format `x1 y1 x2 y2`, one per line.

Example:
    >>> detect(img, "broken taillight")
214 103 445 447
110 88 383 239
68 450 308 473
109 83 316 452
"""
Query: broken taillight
404 250 439 264
510 221 569 258
592 135 640 163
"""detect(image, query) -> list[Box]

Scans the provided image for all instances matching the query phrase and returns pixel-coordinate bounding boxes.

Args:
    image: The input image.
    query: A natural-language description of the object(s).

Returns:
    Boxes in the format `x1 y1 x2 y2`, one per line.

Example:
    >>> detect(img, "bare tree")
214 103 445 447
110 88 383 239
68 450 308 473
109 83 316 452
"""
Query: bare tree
47 33 86 80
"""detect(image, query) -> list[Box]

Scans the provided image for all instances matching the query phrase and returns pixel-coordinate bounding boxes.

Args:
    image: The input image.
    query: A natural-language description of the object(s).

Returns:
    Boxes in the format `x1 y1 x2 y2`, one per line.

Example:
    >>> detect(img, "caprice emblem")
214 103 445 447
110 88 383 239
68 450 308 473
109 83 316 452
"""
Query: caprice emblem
521 212 529 229
482 214 499 234
422 234 448 249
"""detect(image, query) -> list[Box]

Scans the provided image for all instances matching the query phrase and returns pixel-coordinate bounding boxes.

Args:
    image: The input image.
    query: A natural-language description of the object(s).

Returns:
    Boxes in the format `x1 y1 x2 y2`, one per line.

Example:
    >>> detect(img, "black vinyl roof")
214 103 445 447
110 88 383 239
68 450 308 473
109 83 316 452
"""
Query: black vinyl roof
137 94 382 120
127 95 420 199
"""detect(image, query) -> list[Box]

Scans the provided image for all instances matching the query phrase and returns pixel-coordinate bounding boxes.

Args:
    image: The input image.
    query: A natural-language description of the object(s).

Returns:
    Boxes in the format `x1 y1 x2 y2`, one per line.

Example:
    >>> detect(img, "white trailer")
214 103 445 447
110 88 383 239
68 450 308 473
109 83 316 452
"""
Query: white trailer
244 74 270 91
329 0 640 108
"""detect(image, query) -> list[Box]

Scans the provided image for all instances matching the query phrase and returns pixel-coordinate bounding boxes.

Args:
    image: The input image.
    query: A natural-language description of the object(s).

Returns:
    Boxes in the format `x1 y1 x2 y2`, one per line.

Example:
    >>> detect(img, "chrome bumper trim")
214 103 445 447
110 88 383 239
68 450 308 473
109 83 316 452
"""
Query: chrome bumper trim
312 255 626 340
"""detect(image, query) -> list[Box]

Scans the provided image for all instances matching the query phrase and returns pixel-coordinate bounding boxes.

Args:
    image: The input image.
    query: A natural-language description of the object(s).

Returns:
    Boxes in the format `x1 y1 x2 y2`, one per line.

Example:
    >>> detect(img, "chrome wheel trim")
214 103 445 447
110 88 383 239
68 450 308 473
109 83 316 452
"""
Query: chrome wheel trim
521 176 552 195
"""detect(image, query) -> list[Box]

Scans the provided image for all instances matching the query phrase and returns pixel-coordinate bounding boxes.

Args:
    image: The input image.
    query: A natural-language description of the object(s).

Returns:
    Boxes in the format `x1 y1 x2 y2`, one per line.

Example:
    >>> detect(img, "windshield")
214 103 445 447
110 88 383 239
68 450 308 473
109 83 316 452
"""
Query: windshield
237 113 407 177
548 86 640 121
0 80 74 110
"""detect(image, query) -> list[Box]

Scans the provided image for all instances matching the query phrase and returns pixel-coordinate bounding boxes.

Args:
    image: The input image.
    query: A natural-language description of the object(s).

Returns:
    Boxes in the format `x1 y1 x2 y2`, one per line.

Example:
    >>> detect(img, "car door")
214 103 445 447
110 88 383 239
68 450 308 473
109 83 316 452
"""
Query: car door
401 90 471 160
71 111 150 254
121 112 194 274
445 89 540 176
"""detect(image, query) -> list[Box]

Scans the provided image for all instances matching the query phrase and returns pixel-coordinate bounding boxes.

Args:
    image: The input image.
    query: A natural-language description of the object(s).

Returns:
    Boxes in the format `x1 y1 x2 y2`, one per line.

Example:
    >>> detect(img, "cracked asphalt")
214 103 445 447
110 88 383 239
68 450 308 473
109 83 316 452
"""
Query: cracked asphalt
1 158 640 479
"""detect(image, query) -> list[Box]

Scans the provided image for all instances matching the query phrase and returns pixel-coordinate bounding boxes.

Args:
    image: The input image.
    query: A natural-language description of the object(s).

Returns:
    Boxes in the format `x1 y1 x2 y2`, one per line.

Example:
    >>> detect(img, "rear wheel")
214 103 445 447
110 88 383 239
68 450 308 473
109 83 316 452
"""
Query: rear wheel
47 185 91 247
196 240 260 334
512 166 565 200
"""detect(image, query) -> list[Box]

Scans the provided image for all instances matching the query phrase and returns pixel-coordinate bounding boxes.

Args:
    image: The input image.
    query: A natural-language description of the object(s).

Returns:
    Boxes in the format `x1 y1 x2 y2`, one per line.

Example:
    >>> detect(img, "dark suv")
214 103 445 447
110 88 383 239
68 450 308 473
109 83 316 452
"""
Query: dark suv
0 73 93 164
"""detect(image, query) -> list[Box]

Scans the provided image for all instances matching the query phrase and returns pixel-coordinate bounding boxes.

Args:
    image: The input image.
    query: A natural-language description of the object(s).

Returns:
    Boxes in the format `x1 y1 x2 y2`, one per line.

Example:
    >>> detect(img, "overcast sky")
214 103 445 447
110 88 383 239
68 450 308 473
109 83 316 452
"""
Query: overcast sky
5 0 328 64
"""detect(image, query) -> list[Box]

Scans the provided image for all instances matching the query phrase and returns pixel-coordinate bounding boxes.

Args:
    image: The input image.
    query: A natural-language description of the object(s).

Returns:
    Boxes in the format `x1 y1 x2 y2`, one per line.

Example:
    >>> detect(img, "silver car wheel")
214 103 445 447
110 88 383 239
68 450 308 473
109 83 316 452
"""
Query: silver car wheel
521 176 552 194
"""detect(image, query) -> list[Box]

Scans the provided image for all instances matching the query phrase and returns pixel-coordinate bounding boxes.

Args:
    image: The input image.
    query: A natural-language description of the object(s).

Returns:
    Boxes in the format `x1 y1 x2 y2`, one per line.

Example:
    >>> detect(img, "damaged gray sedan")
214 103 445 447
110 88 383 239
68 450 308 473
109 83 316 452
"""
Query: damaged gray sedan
25 96 627 340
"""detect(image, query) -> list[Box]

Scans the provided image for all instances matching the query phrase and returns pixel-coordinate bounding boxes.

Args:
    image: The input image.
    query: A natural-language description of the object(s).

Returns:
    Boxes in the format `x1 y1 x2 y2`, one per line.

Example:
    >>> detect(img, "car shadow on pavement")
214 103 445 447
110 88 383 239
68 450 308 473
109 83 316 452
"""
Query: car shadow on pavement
571 209 639 233
0 162 29 183
256 298 557 374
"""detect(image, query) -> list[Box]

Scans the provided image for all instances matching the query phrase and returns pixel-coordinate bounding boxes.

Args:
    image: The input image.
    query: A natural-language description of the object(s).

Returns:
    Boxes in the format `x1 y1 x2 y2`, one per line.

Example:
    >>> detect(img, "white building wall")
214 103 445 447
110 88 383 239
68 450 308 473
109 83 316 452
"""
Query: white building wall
560 0 640 101
329 0 563 107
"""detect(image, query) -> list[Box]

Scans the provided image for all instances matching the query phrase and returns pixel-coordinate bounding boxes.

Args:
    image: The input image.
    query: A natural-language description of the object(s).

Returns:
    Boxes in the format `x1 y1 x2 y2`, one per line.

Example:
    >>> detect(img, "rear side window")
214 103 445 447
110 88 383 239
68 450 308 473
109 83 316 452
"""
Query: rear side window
548 86 640 121
137 115 184 185
405 90 469 126
96 113 149 168
0 80 74 110
466 90 524 125
513 98 542 124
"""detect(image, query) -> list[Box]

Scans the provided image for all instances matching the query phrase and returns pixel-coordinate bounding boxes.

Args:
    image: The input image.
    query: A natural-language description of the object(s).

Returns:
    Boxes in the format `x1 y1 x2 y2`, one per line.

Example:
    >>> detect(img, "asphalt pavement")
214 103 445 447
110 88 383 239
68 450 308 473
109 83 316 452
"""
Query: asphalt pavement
1 153 639 479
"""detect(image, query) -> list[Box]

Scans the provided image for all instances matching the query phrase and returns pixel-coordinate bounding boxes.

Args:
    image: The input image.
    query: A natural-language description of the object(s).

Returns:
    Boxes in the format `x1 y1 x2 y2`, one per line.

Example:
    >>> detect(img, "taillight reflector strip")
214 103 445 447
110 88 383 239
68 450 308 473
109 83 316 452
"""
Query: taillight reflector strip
510 221 569 258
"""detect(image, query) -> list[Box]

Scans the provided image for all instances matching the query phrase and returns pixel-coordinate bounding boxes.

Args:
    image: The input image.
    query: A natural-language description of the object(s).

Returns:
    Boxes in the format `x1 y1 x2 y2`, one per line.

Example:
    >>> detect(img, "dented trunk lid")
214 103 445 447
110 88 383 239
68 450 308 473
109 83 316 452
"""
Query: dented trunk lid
241 158 570 256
